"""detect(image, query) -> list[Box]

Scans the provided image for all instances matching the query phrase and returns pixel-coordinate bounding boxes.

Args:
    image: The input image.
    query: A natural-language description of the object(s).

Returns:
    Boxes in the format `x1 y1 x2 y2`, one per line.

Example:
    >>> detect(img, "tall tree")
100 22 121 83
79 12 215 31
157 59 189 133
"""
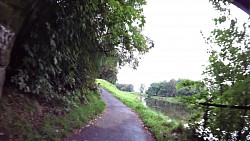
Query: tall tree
167 79 177 97
146 82 161 96
185 1 250 140
115 83 134 92
175 79 203 96
146 80 178 97
158 81 168 97
139 83 146 93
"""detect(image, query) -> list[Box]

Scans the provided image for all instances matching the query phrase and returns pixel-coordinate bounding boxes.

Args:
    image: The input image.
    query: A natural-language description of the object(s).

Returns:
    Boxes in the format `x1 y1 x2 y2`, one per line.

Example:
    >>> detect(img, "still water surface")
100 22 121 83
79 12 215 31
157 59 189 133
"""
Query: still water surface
139 97 192 121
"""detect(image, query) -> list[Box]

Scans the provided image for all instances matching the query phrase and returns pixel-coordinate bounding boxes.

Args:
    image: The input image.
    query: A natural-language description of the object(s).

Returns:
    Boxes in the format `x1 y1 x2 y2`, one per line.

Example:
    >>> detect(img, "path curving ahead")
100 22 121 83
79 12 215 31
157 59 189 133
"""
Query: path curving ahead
63 87 155 141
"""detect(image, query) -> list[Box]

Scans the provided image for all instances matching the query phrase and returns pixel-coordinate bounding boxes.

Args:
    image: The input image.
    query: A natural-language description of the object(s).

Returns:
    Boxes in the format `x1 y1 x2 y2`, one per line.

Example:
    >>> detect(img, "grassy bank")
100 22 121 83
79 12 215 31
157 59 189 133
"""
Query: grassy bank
0 87 105 141
129 92 180 103
96 79 193 141
129 92 148 98
151 96 180 103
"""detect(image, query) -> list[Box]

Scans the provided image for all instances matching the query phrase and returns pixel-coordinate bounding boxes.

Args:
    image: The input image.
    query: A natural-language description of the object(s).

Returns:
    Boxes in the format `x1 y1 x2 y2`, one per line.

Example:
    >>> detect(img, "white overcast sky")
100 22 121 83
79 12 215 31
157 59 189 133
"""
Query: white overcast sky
117 0 248 91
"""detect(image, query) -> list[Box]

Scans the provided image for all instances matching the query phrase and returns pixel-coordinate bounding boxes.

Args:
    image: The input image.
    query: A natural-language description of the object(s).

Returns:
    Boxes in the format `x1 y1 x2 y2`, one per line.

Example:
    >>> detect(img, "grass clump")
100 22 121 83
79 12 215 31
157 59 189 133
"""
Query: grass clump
96 79 193 141
0 87 105 141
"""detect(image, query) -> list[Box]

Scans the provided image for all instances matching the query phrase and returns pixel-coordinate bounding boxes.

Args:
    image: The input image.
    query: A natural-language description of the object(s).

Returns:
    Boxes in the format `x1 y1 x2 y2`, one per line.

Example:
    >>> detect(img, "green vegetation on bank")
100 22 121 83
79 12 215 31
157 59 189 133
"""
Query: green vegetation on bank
146 79 201 97
96 79 194 141
129 92 148 98
129 92 180 103
181 2 250 140
150 96 180 103
0 87 105 140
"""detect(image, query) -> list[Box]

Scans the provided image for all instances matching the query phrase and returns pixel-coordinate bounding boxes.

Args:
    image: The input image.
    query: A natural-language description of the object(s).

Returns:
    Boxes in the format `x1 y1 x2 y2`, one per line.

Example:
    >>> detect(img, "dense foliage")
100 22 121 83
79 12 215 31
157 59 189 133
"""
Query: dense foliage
175 79 204 96
146 79 176 97
98 57 118 84
139 83 146 93
115 83 134 92
7 0 153 106
183 1 250 140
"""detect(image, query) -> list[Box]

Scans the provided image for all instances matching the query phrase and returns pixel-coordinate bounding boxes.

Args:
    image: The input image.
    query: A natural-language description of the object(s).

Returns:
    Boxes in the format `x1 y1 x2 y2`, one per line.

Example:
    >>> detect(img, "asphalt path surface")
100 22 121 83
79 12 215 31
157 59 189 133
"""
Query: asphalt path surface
63 87 155 141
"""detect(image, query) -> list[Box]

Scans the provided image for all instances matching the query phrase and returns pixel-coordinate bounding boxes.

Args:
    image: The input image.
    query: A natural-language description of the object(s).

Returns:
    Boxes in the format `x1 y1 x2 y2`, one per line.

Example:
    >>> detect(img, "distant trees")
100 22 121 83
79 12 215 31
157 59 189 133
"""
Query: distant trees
175 79 203 96
145 78 204 99
115 83 134 92
167 79 178 97
146 79 201 97
146 81 165 96
139 84 146 93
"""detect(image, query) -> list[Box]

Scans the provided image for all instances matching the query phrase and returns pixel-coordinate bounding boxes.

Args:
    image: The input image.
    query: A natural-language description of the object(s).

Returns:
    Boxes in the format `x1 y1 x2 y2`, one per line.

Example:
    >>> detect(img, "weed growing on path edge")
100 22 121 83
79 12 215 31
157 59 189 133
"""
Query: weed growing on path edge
96 79 195 141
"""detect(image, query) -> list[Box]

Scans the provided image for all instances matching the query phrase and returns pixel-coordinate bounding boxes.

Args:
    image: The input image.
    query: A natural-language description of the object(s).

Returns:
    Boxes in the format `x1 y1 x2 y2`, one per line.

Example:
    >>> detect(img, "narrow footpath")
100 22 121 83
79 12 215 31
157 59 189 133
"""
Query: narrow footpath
63 87 155 141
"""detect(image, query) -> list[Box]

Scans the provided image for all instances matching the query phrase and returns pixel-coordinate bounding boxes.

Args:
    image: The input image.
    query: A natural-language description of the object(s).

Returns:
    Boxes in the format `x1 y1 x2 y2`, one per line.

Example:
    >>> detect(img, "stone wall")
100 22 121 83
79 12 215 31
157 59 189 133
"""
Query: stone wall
0 0 33 97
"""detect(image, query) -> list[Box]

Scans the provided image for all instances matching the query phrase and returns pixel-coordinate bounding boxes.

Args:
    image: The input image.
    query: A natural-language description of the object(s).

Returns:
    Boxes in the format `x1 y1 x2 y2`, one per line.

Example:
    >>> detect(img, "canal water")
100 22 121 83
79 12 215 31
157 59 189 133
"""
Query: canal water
141 97 192 121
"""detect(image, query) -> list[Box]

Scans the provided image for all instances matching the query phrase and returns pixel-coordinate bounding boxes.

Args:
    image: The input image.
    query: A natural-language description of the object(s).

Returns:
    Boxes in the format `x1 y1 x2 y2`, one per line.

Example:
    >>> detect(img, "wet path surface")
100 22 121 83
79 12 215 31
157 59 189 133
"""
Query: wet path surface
64 88 155 141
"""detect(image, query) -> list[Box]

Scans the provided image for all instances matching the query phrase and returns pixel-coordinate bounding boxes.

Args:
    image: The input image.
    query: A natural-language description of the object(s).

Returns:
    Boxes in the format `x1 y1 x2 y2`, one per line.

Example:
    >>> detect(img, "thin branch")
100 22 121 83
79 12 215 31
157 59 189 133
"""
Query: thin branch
199 102 250 110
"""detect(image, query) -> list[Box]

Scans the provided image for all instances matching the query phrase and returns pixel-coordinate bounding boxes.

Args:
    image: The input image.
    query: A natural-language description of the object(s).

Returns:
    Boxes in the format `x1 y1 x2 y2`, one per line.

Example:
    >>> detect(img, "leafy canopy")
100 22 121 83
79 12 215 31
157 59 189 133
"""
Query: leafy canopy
8 0 153 105
184 1 250 140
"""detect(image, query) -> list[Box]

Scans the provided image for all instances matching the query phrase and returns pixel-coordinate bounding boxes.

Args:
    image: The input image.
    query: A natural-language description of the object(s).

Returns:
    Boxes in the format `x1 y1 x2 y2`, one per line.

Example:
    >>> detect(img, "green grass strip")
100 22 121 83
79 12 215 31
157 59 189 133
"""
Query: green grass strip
51 92 105 140
0 91 105 141
151 96 180 103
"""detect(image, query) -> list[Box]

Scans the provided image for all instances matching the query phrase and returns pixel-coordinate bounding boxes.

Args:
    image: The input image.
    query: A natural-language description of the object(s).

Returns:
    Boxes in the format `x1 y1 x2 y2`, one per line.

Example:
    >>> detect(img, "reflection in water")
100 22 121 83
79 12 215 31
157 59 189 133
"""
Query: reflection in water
144 98 192 121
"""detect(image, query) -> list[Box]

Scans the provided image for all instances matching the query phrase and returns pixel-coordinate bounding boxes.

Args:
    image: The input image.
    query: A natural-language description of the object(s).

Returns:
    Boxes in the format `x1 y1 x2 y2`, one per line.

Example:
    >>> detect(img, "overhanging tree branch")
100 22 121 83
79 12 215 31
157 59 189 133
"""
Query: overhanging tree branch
199 102 250 110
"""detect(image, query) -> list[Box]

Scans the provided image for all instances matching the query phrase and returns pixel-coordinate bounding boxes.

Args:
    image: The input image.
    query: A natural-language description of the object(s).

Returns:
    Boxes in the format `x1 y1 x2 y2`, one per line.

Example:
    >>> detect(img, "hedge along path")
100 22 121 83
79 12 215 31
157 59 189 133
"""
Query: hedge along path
63 87 155 141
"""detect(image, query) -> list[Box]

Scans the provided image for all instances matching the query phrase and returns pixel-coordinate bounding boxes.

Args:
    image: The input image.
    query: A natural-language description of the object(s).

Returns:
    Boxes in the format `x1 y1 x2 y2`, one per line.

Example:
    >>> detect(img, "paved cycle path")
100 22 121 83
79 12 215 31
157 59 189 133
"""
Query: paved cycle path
64 87 155 141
